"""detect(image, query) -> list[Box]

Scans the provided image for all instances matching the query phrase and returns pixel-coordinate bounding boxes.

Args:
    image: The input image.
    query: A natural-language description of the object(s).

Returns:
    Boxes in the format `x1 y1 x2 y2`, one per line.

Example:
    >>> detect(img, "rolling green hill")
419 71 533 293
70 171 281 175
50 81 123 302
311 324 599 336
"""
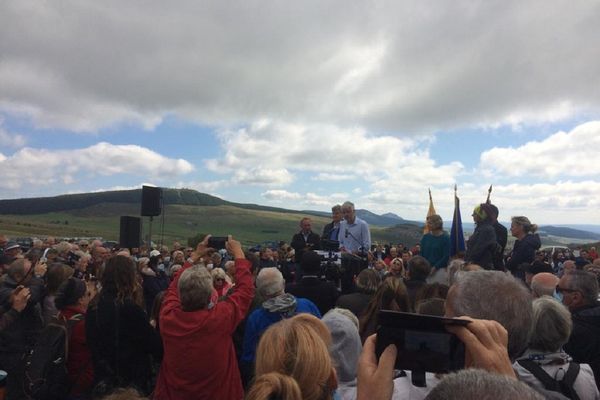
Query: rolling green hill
0 190 423 247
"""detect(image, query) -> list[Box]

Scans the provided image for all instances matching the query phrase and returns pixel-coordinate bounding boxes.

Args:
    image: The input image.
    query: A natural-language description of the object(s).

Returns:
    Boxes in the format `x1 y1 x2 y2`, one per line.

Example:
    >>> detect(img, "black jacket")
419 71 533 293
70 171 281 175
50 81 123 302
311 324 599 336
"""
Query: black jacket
493 222 508 270
86 288 162 395
286 276 338 315
465 221 497 270
564 302 600 389
506 233 541 273
336 292 372 318
0 275 45 352
290 232 321 263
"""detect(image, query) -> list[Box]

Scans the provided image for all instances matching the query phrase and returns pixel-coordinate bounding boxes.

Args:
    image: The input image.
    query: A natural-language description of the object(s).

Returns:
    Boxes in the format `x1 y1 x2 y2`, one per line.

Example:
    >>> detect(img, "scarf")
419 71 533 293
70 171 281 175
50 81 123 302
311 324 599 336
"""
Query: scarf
262 293 297 318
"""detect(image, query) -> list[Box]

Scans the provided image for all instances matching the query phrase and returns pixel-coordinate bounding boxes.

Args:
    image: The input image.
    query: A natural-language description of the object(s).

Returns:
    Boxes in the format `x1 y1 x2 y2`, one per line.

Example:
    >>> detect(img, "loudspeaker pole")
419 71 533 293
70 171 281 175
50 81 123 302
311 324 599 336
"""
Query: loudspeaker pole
148 216 153 249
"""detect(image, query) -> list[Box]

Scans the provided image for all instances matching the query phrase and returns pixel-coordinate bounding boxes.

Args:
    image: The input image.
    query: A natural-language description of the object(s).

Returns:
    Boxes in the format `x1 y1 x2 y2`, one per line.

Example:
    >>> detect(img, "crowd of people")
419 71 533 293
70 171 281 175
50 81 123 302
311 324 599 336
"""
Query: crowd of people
0 199 599 400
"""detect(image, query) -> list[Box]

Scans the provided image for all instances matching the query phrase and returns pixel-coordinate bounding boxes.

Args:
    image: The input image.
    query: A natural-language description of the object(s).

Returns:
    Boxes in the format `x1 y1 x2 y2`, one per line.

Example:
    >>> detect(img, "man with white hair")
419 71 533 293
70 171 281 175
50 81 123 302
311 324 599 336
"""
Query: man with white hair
154 235 254 400
339 201 371 254
241 267 320 373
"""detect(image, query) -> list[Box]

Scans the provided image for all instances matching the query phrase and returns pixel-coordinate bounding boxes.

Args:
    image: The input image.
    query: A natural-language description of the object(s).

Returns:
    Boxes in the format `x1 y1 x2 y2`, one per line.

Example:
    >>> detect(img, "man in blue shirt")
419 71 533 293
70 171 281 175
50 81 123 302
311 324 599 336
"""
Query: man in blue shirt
338 201 371 255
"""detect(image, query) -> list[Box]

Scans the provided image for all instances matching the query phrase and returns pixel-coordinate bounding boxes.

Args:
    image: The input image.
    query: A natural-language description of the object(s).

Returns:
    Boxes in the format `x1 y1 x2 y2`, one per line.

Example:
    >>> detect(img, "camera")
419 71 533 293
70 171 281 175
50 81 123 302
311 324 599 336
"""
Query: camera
376 311 468 377
66 251 81 267
208 237 228 250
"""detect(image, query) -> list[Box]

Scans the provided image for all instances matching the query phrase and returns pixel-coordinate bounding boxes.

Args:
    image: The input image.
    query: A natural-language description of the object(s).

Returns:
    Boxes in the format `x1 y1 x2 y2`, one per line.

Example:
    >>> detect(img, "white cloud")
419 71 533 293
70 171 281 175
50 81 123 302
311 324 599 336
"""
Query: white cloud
262 190 347 207
262 190 302 201
312 173 355 181
1 2 599 132
0 142 194 191
177 180 228 194
209 119 429 177
480 121 600 178
233 168 293 186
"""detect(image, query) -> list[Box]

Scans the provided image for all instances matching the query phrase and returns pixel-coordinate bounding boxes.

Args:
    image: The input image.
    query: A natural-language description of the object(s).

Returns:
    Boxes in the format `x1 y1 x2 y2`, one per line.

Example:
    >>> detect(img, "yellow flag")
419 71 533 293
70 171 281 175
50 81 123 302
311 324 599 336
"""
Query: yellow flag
423 188 437 234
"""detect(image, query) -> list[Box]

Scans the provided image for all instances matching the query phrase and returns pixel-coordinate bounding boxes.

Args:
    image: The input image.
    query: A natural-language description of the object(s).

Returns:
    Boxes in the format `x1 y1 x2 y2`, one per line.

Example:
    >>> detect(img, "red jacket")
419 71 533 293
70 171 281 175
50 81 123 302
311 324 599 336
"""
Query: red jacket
60 306 94 396
154 259 254 400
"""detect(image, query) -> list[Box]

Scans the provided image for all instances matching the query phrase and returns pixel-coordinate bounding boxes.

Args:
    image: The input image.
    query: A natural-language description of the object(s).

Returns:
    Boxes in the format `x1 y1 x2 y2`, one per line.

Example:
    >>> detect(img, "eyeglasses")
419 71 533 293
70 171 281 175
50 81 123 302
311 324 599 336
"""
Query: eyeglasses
555 286 579 294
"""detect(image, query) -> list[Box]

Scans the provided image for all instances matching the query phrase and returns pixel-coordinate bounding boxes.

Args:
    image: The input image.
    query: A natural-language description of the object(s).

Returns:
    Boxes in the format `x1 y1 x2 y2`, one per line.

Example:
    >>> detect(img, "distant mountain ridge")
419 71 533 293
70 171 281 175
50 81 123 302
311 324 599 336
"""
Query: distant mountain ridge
0 189 299 216
538 225 600 241
0 189 411 228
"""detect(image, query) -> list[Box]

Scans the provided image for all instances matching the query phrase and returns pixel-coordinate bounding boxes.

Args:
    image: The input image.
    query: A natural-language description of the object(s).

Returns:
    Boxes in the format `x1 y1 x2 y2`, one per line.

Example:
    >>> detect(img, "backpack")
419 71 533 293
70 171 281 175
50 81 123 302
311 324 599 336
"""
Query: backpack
21 313 84 400
517 359 581 400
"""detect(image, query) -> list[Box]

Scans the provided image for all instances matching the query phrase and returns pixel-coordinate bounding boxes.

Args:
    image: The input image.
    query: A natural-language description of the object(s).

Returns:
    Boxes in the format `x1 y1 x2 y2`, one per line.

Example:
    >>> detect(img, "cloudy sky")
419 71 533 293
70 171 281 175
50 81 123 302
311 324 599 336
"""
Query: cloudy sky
1 1 599 225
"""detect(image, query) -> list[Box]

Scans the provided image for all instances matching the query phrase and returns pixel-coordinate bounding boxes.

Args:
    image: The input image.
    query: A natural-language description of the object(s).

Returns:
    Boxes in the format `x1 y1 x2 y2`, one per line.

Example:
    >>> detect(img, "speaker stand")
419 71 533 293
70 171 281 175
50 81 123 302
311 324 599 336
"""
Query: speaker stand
148 216 153 249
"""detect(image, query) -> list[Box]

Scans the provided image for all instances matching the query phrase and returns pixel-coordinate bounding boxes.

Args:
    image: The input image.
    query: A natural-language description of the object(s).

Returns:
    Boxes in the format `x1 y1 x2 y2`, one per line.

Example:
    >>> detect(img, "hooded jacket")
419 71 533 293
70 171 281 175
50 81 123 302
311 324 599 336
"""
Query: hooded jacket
506 233 542 273
322 310 362 400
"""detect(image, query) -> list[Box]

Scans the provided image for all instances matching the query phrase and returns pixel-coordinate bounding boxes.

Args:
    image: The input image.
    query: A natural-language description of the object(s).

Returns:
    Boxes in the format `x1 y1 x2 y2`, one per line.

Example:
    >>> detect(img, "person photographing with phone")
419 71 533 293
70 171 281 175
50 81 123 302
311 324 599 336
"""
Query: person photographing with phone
0 257 47 398
154 234 255 400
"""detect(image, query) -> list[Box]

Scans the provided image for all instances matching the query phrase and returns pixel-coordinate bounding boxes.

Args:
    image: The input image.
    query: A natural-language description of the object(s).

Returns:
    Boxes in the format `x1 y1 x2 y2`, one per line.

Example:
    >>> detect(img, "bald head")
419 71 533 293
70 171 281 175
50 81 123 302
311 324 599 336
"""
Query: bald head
563 260 576 274
531 272 559 298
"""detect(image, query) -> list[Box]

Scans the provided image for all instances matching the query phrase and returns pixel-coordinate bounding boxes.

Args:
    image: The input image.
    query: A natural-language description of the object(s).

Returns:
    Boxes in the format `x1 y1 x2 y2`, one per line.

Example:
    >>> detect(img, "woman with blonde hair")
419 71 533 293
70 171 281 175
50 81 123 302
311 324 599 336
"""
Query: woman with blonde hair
248 314 337 400
506 216 541 277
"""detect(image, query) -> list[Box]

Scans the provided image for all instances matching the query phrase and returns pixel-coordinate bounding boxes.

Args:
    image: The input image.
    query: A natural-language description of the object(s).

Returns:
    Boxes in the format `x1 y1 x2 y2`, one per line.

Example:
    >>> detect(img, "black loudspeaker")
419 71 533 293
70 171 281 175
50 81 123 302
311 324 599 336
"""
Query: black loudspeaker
141 185 162 216
120 216 141 249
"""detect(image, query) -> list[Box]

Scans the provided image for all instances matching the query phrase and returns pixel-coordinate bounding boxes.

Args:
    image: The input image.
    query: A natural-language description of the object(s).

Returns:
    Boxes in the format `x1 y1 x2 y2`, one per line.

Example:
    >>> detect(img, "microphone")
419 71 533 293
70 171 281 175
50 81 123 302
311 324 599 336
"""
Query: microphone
345 229 349 238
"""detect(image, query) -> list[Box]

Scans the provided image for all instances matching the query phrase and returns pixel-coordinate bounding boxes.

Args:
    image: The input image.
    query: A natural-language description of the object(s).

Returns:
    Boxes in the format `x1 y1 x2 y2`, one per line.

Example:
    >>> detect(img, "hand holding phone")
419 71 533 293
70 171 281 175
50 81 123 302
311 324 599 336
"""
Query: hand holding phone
357 334 397 400
444 317 515 378
375 311 469 374
207 236 228 250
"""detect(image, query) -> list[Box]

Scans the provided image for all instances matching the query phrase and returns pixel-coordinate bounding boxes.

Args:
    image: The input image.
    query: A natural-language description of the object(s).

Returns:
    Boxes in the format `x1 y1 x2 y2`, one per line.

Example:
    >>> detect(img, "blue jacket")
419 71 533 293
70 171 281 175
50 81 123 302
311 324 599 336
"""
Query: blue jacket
241 297 320 363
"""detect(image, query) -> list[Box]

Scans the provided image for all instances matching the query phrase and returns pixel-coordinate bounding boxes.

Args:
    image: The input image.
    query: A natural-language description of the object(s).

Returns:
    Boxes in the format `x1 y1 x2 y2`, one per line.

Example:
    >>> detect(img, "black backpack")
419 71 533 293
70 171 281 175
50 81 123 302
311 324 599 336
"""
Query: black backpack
21 313 83 400
517 359 581 400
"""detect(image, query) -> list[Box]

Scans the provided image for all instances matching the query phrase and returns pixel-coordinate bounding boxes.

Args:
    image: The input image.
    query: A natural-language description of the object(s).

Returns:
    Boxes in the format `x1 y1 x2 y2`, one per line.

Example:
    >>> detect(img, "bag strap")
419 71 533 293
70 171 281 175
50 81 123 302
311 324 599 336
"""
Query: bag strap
560 362 581 400
518 359 560 391
518 359 581 400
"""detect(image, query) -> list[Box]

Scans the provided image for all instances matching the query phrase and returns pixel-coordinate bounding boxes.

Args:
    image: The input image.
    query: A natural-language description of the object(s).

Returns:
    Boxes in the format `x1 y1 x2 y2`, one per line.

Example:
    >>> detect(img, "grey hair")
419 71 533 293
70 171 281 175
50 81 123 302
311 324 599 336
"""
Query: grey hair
256 267 285 298
425 369 543 400
331 204 342 213
177 266 213 311
564 270 599 304
211 267 231 284
530 296 572 352
448 271 532 360
54 241 72 254
342 201 355 210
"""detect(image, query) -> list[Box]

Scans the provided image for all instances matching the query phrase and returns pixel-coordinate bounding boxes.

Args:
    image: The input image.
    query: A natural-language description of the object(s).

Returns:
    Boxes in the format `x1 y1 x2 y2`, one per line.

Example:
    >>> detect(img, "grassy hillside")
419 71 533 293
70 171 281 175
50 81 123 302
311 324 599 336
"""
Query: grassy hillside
0 202 423 247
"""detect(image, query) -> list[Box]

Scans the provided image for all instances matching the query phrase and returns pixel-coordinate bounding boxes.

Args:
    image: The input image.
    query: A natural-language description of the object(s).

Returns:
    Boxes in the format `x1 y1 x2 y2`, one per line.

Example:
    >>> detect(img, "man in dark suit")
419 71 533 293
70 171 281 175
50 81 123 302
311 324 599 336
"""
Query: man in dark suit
290 217 320 263
322 204 342 242
287 250 338 315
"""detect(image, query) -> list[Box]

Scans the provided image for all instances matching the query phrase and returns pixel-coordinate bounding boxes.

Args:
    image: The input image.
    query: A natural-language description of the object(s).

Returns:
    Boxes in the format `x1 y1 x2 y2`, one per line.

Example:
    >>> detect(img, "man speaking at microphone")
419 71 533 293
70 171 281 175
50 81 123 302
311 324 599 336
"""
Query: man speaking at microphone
339 201 371 255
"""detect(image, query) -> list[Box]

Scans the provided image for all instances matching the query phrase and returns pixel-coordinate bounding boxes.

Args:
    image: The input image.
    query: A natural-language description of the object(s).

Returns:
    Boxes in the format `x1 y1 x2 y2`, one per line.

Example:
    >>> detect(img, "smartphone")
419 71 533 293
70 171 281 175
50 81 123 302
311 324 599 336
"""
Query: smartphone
376 310 469 373
208 237 228 250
